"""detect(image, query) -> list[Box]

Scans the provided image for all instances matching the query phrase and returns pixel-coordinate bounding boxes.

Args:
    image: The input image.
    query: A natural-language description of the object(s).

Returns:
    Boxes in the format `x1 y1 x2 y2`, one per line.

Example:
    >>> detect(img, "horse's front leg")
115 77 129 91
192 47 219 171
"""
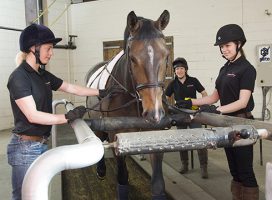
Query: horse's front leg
116 155 129 200
150 153 166 200
95 131 108 179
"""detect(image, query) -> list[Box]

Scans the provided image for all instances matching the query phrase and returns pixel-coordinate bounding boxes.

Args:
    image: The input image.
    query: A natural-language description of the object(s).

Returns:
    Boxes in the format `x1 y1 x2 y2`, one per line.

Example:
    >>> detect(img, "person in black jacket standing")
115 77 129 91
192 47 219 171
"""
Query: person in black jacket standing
178 24 259 199
7 23 121 200
165 57 209 178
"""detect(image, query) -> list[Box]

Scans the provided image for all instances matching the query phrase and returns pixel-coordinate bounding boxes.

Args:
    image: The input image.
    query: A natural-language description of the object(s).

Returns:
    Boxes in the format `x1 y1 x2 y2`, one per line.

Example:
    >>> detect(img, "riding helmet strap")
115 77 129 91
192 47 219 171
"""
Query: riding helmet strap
29 45 45 66
220 41 240 62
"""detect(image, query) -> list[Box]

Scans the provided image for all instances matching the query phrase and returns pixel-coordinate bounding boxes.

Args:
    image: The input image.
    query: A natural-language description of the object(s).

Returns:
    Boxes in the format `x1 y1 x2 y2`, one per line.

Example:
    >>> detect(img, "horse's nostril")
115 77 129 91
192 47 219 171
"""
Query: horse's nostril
142 111 149 120
160 109 165 118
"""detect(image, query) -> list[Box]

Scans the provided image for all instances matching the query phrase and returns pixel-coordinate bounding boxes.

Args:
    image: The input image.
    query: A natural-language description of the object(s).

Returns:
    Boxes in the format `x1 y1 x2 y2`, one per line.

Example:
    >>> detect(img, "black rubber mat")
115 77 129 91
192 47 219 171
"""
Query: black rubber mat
62 157 154 200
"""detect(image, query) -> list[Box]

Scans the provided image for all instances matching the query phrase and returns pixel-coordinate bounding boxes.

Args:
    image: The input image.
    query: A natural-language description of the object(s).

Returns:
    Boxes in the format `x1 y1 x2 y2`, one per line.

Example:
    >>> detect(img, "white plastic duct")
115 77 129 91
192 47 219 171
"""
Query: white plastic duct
22 101 104 200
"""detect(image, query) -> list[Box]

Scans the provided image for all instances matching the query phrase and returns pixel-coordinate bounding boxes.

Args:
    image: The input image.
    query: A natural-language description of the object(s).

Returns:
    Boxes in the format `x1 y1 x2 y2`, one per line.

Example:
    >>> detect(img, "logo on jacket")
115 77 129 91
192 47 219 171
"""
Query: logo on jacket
227 73 236 77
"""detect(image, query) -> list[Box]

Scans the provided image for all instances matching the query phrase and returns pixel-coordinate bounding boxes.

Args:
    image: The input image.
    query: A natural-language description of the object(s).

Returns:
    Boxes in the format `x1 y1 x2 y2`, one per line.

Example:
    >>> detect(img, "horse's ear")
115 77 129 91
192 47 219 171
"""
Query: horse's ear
127 11 139 33
156 10 170 31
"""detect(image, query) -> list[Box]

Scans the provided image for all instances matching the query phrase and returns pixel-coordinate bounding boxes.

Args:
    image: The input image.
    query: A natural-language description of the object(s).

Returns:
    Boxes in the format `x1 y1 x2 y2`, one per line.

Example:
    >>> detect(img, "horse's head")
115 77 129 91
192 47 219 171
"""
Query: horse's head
124 10 170 123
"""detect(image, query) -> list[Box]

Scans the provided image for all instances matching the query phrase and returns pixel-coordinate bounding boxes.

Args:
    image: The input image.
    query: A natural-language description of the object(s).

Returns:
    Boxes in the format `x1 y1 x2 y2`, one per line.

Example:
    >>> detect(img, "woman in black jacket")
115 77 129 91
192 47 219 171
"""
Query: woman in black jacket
178 24 258 200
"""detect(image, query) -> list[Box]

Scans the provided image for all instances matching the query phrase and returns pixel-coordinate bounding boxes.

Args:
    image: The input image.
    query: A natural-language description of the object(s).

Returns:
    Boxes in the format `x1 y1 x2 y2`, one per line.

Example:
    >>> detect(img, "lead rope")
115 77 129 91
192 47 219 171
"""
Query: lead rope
86 98 138 112
162 98 198 115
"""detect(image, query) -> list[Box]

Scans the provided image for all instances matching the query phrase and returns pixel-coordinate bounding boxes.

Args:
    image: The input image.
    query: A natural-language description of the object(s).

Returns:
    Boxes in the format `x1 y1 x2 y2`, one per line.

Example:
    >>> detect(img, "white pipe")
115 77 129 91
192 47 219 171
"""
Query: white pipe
22 101 104 200
266 162 272 200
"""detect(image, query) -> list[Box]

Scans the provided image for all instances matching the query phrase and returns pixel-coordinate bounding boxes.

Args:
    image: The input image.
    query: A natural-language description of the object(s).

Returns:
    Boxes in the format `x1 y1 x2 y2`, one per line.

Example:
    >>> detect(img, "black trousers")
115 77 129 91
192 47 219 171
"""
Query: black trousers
224 113 257 187
177 122 208 167
224 145 258 187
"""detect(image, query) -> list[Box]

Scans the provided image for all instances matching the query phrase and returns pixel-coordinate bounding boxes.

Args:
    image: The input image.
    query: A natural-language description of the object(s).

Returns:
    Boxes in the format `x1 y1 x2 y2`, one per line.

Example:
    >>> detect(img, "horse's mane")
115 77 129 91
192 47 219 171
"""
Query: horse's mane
123 17 164 50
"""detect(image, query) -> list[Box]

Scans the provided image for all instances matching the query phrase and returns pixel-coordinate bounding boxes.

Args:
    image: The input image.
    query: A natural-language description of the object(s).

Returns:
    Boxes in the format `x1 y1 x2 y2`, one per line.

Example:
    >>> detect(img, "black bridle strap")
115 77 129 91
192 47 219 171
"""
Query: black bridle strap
87 34 165 114
136 82 164 91
87 97 138 113
125 41 142 117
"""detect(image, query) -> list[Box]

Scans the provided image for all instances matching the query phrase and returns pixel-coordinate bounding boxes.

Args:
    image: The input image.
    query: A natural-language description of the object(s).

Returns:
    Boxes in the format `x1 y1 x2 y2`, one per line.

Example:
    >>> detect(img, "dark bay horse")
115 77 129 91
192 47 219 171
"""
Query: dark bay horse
86 10 170 200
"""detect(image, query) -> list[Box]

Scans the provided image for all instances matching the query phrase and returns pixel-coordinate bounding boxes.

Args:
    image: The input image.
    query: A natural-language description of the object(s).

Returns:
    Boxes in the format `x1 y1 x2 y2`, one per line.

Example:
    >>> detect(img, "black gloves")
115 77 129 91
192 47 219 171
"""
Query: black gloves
175 99 192 109
199 104 221 114
99 85 125 98
65 106 87 123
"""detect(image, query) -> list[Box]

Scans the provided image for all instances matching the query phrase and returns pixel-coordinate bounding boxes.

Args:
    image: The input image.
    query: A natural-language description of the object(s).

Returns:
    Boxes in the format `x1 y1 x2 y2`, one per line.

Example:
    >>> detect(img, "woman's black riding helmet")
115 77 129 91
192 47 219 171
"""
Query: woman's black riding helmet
19 24 62 53
172 57 188 71
20 23 62 52
214 24 246 47
214 24 246 61
19 24 62 65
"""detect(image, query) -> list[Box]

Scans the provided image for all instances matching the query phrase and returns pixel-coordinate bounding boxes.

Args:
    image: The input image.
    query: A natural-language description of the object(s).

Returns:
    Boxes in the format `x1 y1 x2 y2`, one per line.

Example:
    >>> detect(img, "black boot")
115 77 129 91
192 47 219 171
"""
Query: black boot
152 194 167 200
96 156 106 180
179 151 189 174
198 149 208 179
117 184 129 200
200 165 208 179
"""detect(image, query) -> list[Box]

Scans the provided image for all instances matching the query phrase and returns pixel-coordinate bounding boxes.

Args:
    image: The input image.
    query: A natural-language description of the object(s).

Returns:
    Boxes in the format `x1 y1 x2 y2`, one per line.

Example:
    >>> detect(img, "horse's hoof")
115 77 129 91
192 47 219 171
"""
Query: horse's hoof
96 172 106 180
96 167 106 180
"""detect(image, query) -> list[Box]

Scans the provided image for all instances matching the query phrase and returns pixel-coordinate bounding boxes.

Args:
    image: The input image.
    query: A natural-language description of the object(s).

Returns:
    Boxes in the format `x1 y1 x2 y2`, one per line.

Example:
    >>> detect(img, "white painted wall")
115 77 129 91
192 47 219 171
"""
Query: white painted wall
0 1 25 130
1 0 272 130
0 0 71 130
45 0 74 112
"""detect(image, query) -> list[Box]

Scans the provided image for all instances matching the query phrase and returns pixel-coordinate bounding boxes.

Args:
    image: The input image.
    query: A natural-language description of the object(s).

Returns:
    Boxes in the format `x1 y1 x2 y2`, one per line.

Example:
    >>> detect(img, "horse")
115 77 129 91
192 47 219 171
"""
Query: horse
86 10 170 200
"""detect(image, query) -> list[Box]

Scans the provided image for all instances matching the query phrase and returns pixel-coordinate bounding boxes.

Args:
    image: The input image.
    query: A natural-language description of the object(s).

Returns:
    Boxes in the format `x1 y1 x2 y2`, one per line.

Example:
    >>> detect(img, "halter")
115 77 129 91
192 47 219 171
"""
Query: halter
87 33 166 114
126 35 165 92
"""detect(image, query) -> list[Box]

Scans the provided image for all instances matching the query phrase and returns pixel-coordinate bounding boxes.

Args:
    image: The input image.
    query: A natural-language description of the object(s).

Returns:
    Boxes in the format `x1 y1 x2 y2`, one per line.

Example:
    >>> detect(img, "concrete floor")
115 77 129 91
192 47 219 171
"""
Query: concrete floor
133 139 270 200
0 127 270 200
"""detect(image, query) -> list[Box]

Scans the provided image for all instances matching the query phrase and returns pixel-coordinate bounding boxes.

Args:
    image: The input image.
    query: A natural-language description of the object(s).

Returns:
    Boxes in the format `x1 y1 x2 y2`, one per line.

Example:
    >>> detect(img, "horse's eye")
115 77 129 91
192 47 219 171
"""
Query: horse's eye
130 56 137 64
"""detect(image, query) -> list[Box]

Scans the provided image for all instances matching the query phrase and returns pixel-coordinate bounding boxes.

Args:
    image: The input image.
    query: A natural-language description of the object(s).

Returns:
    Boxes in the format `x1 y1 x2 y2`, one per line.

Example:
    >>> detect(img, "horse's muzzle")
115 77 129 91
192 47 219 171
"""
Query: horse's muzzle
142 108 165 123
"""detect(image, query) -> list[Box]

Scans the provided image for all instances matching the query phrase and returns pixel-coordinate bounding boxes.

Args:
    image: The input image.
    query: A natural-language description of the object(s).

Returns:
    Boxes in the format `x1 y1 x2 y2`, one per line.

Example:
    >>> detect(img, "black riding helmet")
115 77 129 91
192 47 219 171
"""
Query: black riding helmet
19 24 62 65
20 23 62 52
214 24 246 47
214 24 246 61
172 57 188 71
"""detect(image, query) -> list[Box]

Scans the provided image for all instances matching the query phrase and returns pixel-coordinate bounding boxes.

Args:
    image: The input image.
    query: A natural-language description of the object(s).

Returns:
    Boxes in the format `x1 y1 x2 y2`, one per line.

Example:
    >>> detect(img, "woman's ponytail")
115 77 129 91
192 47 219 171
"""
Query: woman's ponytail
15 52 27 66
